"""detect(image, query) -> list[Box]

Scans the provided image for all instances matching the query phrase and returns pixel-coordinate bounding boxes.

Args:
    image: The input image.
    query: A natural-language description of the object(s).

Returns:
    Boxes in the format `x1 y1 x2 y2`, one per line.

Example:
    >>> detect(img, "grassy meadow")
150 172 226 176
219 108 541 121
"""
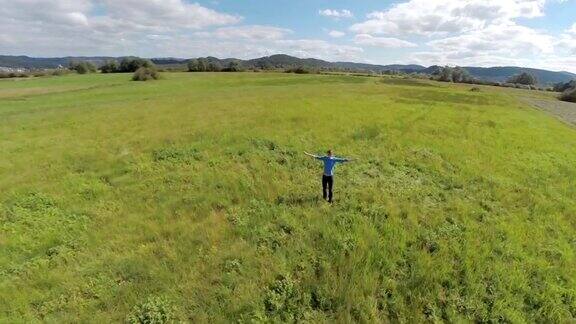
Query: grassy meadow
1 72 575 322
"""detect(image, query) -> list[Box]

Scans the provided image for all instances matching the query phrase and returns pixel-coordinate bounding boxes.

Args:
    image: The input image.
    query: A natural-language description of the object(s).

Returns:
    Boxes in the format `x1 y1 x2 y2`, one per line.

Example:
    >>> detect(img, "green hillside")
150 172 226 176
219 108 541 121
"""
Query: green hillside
1 73 575 322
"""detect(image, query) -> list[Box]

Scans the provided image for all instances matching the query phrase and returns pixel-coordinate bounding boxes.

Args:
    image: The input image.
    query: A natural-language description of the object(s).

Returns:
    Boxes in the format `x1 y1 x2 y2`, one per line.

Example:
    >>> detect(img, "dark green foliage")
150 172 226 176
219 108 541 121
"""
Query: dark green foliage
435 66 474 83
560 86 576 103
187 58 222 72
264 275 309 321
507 72 537 85
222 61 243 72
126 296 178 324
470 87 481 92
187 59 202 72
69 61 97 74
132 67 160 81
120 57 155 73
553 80 576 92
437 66 453 82
100 60 119 73
152 145 201 163
285 67 312 74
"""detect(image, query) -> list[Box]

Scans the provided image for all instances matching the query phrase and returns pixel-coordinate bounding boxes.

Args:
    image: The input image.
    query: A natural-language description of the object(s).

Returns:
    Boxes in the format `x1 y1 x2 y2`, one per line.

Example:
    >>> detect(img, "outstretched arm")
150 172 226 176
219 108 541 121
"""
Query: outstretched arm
304 151 319 158
335 157 354 163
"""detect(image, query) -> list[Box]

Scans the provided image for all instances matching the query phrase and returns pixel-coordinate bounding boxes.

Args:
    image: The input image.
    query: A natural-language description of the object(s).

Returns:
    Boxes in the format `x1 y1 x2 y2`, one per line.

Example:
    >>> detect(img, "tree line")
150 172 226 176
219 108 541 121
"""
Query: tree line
187 59 243 72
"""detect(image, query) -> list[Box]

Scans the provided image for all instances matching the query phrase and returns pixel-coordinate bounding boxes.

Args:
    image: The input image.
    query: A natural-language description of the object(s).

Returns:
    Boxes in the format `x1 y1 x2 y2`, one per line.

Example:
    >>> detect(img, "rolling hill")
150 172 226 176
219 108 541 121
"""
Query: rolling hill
1 54 574 85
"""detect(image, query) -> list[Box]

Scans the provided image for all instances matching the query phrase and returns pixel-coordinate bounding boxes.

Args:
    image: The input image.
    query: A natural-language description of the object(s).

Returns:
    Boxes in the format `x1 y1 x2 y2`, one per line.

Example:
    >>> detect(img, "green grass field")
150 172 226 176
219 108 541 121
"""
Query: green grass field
1 72 575 322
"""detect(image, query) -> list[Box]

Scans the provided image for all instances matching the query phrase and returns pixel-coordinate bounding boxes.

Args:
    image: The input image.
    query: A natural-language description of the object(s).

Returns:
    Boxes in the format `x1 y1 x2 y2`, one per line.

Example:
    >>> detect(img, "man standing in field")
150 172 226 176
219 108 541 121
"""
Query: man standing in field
304 150 351 203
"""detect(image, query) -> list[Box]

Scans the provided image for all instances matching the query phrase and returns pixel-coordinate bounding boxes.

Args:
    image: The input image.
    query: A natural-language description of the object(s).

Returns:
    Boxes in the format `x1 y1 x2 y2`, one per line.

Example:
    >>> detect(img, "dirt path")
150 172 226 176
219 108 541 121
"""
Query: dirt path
522 97 576 126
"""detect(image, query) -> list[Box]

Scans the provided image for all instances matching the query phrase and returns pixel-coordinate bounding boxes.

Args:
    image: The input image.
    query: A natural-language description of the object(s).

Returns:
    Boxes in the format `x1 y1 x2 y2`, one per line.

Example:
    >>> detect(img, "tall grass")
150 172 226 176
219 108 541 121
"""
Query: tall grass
0 73 575 322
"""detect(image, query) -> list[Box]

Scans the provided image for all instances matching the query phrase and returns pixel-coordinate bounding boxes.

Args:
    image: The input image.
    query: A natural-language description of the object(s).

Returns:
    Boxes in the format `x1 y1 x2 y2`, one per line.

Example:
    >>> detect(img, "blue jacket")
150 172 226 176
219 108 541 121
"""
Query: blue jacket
315 156 349 176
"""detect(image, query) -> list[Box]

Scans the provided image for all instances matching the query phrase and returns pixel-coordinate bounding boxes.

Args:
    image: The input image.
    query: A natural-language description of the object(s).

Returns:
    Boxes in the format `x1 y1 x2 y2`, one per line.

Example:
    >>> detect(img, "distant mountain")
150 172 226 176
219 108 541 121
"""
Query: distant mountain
462 66 576 85
1 54 574 85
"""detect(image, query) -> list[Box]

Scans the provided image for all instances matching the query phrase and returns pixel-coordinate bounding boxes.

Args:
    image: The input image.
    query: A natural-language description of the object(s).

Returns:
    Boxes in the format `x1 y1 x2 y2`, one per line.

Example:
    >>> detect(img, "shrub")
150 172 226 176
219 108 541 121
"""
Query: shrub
222 61 243 72
120 57 155 73
285 67 311 74
470 87 481 92
51 69 69 76
126 296 177 324
560 87 576 103
187 58 222 72
32 70 47 77
132 67 160 81
553 80 576 92
264 275 308 321
507 72 537 85
434 66 474 83
100 60 119 73
69 61 97 74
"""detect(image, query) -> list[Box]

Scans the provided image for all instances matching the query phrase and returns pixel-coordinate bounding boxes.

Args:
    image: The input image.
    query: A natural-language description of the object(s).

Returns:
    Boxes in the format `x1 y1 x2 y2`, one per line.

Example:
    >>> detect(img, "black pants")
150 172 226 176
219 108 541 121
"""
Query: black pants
322 175 334 202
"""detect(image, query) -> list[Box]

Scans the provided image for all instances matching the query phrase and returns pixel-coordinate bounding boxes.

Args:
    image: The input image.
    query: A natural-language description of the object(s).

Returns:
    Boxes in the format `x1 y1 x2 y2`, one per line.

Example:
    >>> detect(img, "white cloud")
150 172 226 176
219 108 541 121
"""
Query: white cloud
350 0 547 36
328 30 346 38
427 23 555 55
555 24 576 55
274 39 363 61
196 25 292 40
0 0 361 62
567 23 576 35
0 0 242 57
0 0 574 73
101 0 241 30
408 22 560 69
319 9 354 19
354 34 417 48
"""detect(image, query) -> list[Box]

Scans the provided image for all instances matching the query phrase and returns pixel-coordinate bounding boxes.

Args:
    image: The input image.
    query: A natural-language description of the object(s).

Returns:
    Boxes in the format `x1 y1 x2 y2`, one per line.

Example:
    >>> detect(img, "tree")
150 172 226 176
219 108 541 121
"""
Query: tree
206 61 221 72
507 72 537 85
434 66 473 83
69 61 97 74
187 59 200 72
452 67 473 83
223 61 242 72
100 60 119 73
119 57 154 73
188 58 211 72
436 66 453 82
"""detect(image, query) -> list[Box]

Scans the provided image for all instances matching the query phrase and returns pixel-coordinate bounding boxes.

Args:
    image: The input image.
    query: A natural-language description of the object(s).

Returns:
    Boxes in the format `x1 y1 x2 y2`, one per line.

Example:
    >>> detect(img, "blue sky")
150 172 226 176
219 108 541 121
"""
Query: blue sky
1 0 575 72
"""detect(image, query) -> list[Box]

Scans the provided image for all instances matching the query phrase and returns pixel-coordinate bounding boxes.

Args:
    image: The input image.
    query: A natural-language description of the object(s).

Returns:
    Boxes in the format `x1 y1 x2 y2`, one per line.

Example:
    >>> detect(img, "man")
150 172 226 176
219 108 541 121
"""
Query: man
304 150 351 203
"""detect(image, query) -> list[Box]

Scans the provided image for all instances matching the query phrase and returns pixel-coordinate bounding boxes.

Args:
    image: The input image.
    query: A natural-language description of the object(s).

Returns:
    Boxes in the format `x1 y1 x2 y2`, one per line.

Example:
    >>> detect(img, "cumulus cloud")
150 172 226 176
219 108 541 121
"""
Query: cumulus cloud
350 0 547 36
407 22 562 70
101 0 241 30
348 0 575 72
328 30 346 38
0 0 574 72
555 24 576 55
275 39 363 60
354 34 417 48
0 0 243 56
567 23 576 35
426 23 555 55
319 9 354 19
196 26 293 40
